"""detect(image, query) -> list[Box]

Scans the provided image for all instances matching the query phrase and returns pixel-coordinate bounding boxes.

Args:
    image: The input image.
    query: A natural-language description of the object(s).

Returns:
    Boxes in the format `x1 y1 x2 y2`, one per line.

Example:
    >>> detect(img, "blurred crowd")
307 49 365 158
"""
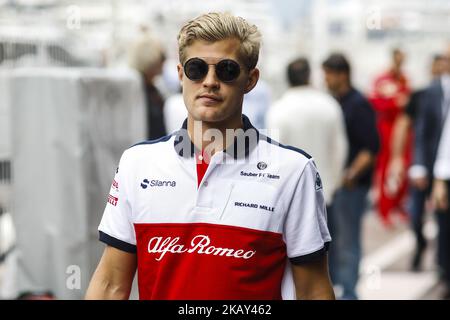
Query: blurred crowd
131 30 450 300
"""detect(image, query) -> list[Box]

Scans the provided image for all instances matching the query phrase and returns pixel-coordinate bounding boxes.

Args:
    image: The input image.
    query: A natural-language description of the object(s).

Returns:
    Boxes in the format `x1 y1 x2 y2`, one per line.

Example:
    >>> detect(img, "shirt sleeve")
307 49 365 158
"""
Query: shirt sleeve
351 99 380 155
284 159 332 264
434 111 450 180
98 150 137 253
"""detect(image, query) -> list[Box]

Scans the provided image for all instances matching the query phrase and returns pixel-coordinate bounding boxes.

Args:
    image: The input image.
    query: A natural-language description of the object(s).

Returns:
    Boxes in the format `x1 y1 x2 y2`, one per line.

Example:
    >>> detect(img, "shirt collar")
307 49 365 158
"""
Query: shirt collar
337 87 356 104
173 114 259 159
441 74 450 101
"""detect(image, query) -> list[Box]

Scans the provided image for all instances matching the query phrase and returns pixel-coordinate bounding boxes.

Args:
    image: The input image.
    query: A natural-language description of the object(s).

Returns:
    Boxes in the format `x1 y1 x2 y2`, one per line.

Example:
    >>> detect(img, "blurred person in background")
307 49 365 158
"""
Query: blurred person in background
243 79 271 129
322 53 379 300
128 28 167 140
411 47 450 297
162 59 189 134
431 54 448 78
370 48 411 227
163 90 187 134
432 91 450 299
386 54 447 271
266 57 348 213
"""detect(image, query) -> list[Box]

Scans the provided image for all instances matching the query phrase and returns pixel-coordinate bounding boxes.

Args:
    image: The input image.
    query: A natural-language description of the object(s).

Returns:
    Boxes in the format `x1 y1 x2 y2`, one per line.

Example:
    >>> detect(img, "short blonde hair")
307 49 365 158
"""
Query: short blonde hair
177 12 261 70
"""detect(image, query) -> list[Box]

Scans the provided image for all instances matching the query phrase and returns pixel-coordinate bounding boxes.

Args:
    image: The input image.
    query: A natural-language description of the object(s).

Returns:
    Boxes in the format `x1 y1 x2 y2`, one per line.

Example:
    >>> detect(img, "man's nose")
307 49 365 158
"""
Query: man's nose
202 65 220 88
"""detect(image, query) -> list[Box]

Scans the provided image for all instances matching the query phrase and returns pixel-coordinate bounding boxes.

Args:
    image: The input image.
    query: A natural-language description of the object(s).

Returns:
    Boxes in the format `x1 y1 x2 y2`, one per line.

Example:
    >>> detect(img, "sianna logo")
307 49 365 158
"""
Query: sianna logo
147 235 256 261
141 179 150 189
141 179 176 189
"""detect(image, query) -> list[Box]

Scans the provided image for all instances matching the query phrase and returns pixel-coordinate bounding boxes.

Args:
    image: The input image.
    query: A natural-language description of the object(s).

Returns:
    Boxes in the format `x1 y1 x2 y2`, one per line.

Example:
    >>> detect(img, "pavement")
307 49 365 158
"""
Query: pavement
357 208 445 300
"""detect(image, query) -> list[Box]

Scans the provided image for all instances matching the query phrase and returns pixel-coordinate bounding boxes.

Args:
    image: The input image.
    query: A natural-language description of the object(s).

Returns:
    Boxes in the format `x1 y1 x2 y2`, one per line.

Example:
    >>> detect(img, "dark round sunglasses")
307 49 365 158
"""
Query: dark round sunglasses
183 58 241 83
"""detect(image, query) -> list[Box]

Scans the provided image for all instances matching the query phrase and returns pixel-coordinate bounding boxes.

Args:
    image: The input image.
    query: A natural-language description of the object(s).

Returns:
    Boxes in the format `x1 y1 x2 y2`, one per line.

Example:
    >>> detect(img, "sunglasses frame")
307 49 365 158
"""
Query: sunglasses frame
183 57 243 83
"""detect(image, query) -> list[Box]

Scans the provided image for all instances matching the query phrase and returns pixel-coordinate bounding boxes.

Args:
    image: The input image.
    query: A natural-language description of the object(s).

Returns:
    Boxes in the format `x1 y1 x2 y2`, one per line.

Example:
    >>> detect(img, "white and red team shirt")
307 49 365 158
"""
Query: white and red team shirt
99 115 331 300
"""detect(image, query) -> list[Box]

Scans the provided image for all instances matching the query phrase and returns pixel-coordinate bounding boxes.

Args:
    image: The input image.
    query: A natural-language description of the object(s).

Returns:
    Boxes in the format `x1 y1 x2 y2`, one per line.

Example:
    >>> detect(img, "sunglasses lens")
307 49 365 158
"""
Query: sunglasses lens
216 59 241 82
184 58 208 81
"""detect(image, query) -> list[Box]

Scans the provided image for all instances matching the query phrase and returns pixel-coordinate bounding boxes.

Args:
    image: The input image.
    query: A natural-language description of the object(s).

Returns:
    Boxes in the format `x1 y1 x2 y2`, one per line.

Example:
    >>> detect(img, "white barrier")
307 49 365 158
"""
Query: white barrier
7 67 146 299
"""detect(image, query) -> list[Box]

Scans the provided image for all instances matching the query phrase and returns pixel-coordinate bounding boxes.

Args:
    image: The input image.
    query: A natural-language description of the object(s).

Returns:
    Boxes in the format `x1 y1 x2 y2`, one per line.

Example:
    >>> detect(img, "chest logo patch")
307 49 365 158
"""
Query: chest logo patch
257 161 267 170
141 179 176 189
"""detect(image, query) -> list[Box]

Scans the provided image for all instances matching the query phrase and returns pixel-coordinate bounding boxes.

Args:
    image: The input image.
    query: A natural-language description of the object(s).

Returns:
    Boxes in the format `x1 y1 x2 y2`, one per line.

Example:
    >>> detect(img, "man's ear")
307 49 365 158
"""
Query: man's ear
177 63 183 85
244 68 259 94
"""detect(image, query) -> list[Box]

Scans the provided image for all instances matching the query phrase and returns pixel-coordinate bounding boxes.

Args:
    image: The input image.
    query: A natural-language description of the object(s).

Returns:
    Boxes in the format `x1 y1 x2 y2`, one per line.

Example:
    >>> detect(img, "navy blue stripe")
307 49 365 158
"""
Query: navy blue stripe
289 242 330 265
99 231 137 253
129 133 173 149
260 134 312 159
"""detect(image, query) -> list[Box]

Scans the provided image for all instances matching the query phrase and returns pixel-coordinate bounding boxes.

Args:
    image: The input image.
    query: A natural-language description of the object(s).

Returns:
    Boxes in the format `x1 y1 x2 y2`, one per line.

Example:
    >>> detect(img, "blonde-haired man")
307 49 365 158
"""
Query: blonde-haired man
86 12 335 300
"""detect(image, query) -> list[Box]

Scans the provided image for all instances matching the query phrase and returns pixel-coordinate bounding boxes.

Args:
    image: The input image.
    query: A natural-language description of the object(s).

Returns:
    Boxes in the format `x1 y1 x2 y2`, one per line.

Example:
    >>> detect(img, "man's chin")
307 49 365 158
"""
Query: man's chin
191 106 226 123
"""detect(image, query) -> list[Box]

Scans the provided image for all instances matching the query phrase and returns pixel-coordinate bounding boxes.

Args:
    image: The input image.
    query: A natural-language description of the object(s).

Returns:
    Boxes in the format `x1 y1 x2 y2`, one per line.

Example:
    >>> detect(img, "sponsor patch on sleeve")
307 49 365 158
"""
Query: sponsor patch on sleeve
107 194 118 206
111 179 119 191
315 172 323 191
